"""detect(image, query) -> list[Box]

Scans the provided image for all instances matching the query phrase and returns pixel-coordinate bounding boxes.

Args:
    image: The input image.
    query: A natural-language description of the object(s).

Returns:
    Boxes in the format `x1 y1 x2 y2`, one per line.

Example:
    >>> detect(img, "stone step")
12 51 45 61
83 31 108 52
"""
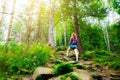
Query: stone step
110 77 120 80
110 73 120 77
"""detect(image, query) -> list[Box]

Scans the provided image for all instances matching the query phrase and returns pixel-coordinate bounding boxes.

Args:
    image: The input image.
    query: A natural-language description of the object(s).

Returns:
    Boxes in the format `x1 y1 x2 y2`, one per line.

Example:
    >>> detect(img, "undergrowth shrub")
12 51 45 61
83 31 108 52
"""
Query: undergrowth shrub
0 43 52 79
0 54 8 72
54 60 63 64
0 44 6 53
0 42 24 54
8 42 23 54
93 50 110 57
81 50 110 61
74 64 85 69
8 43 51 71
54 62 73 76
108 58 120 70
80 51 93 61
80 50 120 70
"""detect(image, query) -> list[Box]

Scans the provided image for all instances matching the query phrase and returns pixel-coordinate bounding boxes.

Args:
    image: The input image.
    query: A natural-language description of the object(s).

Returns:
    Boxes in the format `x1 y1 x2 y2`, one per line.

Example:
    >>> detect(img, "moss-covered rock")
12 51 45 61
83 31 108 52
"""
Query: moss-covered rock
74 64 85 69
32 67 53 80
54 62 73 76
91 74 102 80
54 60 63 64
61 73 81 80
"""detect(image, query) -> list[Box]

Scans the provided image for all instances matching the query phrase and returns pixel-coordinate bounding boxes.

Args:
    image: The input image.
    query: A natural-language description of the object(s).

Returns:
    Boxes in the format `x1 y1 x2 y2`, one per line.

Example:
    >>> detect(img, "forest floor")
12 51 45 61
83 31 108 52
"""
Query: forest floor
48 51 111 80
22 49 120 80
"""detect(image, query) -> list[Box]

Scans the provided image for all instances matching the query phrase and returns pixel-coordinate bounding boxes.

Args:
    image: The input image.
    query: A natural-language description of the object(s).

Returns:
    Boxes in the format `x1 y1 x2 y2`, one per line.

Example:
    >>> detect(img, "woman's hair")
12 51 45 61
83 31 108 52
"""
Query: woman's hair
71 32 77 38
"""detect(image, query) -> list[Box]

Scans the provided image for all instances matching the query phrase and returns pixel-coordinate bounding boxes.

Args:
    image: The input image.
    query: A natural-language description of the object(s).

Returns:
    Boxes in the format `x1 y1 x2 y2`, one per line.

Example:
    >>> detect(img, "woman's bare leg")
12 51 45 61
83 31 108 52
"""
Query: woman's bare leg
66 47 70 56
74 49 79 61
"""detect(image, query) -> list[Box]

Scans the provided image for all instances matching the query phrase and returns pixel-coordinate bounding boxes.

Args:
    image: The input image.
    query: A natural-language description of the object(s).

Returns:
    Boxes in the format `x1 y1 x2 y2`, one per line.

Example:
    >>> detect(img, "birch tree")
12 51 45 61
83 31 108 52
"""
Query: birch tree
48 0 55 46
0 0 6 27
25 0 35 48
6 0 16 50
0 0 6 42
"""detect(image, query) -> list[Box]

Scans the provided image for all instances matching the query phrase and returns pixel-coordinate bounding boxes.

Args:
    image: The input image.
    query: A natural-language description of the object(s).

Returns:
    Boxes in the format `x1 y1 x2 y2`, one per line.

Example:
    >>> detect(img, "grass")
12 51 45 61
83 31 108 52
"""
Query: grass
80 50 120 70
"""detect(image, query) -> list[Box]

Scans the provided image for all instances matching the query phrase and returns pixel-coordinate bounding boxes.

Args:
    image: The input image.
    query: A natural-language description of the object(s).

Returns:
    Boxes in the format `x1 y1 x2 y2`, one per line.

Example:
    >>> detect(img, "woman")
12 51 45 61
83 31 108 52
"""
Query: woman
66 32 79 62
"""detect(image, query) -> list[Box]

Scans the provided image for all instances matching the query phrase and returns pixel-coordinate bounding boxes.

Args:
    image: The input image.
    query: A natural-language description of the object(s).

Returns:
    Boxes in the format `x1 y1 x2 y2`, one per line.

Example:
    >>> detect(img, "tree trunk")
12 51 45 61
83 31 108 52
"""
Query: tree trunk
26 27 31 48
18 32 22 45
35 1 42 44
105 25 110 52
64 27 67 45
48 0 55 46
6 0 16 51
26 15 32 48
25 1 34 48
36 25 41 44
62 19 67 45
0 0 6 28
36 15 41 44
98 19 110 52
0 0 6 41
73 0 84 54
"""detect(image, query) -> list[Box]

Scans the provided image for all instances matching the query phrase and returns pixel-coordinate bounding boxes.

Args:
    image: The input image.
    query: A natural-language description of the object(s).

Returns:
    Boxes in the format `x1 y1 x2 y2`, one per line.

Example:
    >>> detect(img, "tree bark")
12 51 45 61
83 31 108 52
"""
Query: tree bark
73 0 84 54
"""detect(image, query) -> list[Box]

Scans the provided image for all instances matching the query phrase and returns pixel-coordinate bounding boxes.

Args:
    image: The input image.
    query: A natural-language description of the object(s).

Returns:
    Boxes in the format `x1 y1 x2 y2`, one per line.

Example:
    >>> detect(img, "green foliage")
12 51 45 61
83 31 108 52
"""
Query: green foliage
94 53 120 70
113 0 120 14
81 50 110 61
54 62 73 76
109 22 120 53
93 50 110 56
61 73 81 80
8 42 23 54
94 63 102 68
54 60 63 64
0 42 24 54
108 58 120 70
27 43 51 66
0 0 120 79
86 66 95 72
36 74 53 80
0 71 8 80
81 25 105 51
91 74 102 80
80 51 93 61
0 44 6 53
95 56 112 65
0 43 51 79
85 0 107 18
8 43 50 70
81 50 120 70
74 64 85 69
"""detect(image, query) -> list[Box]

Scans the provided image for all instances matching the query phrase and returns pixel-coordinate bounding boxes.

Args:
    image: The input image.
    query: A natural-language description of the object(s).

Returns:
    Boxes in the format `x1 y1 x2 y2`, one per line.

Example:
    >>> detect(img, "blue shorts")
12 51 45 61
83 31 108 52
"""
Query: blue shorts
70 44 77 50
